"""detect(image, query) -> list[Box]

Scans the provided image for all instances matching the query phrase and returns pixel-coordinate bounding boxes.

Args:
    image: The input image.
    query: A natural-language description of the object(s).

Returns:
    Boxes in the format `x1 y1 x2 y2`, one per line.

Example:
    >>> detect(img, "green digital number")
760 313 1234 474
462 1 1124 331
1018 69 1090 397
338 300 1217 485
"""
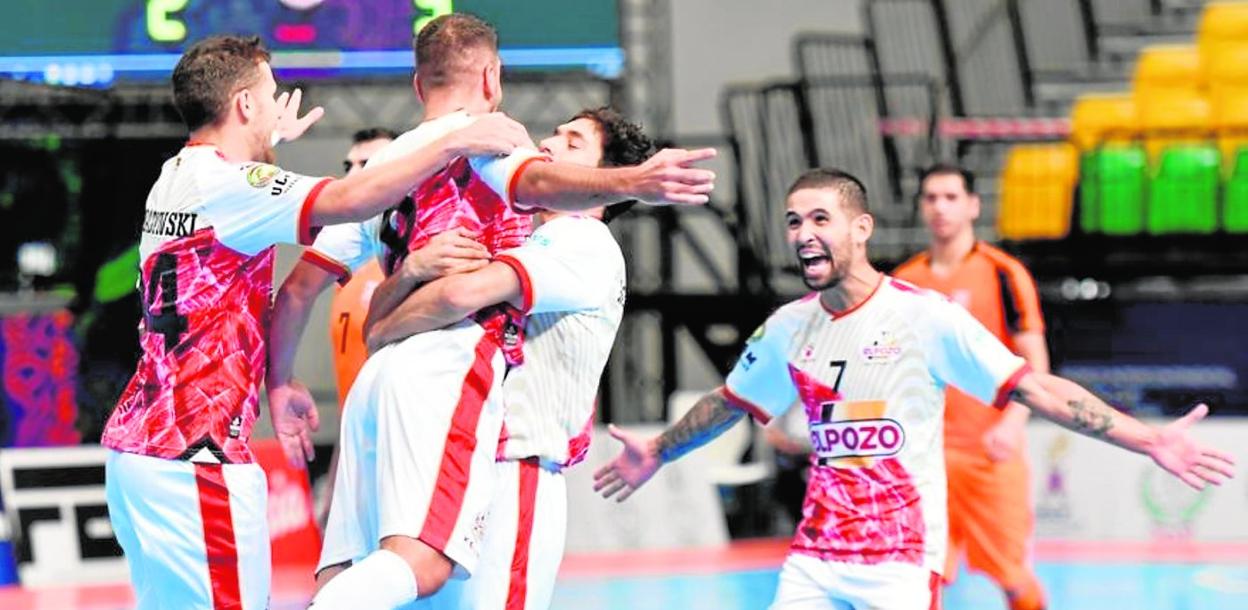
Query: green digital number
147 0 189 43
413 0 454 35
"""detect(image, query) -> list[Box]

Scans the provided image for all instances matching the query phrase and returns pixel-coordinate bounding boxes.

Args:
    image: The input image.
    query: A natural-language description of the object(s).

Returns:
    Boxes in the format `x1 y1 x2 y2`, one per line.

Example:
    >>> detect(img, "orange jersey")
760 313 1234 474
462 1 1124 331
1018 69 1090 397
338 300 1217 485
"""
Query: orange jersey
328 260 385 407
893 242 1044 451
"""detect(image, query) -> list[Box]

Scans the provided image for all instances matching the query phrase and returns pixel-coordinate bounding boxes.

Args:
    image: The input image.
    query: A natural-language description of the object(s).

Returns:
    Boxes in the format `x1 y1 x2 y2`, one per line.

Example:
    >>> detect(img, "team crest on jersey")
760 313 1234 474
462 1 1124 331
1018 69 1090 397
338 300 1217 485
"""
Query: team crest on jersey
245 163 280 188
860 330 903 364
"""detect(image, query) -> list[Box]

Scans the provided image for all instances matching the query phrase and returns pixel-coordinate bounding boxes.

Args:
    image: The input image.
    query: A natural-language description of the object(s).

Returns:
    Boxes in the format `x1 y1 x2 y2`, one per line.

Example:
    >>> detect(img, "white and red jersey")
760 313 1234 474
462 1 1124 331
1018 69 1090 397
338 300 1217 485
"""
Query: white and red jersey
724 277 1029 573
304 111 545 365
102 144 332 464
494 215 625 467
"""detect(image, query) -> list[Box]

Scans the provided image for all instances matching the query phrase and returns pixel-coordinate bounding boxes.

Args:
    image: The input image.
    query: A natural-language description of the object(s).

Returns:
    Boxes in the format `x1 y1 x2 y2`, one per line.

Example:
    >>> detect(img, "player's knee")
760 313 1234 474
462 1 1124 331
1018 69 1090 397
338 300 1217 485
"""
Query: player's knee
379 535 455 595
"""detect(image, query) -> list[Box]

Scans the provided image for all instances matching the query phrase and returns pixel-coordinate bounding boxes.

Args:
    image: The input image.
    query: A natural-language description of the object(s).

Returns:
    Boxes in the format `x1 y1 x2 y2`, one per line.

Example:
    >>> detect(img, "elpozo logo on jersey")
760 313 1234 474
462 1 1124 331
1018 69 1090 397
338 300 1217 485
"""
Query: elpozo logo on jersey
860 330 903 364
810 418 906 462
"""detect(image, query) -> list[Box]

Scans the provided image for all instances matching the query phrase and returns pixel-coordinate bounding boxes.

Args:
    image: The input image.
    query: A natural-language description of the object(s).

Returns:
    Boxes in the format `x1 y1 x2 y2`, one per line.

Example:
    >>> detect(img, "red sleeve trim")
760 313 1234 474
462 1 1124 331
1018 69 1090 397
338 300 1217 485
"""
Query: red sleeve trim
992 362 1033 409
506 156 551 214
722 386 773 425
298 177 335 245
300 249 352 286
493 254 533 313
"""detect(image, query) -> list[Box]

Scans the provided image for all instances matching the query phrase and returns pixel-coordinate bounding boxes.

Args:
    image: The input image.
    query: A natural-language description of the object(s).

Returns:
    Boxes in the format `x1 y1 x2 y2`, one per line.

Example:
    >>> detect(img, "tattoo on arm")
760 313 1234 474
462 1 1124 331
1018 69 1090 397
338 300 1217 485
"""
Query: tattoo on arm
1069 398 1114 437
655 391 746 463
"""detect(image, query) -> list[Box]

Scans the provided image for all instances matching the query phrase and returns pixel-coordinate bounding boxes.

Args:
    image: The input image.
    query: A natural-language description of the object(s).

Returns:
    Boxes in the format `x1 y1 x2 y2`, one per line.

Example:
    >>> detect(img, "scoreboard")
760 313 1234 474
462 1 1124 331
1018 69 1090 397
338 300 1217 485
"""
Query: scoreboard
0 0 622 86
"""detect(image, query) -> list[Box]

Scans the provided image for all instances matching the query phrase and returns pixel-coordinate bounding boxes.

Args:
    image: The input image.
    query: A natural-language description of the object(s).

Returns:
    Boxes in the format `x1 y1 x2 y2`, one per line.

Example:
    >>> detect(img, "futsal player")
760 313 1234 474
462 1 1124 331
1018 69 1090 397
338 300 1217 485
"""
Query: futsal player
362 107 654 610
894 163 1048 610
594 168 1235 610
265 14 716 609
102 34 531 610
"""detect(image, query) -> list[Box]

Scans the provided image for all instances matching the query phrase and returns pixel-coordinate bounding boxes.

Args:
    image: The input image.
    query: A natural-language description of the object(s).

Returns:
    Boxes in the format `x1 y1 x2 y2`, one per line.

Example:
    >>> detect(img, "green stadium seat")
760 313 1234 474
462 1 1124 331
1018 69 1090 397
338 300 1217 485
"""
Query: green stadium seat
1147 144 1221 234
1080 146 1147 235
1224 148 1248 232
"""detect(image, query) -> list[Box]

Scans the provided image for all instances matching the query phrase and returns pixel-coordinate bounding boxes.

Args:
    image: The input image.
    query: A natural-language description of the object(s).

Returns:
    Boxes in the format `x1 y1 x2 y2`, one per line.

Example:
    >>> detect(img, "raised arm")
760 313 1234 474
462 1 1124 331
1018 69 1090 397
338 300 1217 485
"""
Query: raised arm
983 330 1050 461
1010 372 1235 489
512 148 718 211
309 113 531 225
592 388 748 501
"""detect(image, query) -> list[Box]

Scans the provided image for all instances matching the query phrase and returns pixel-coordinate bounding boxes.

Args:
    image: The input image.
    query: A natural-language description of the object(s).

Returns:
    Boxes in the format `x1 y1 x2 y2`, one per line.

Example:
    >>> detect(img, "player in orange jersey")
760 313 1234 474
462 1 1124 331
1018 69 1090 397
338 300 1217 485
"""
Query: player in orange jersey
894 163 1049 610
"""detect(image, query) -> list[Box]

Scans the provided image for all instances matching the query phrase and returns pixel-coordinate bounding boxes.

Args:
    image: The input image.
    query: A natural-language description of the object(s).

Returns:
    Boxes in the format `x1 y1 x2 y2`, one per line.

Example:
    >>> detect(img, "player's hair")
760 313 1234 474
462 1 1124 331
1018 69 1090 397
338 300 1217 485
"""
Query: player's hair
787 168 869 215
352 127 400 144
171 35 271 132
572 107 657 224
919 162 976 194
415 14 499 90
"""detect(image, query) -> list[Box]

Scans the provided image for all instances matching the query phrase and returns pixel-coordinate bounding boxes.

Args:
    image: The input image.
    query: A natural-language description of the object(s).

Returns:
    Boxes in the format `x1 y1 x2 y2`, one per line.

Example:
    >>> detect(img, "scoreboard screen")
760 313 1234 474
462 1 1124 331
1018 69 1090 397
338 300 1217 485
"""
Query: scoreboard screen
0 0 621 87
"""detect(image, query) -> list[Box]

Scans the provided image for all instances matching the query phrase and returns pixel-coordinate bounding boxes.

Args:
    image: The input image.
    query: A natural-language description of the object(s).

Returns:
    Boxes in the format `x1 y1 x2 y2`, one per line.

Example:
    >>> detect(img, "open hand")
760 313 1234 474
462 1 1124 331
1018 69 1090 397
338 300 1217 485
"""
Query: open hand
592 425 662 502
630 148 717 206
1148 403 1236 490
273 88 325 144
403 228 490 283
268 379 320 467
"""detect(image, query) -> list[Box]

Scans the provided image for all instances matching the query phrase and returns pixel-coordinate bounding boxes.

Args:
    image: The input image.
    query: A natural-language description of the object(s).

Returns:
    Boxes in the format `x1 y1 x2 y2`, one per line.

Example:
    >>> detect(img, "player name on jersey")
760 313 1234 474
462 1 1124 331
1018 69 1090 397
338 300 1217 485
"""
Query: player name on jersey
142 210 199 238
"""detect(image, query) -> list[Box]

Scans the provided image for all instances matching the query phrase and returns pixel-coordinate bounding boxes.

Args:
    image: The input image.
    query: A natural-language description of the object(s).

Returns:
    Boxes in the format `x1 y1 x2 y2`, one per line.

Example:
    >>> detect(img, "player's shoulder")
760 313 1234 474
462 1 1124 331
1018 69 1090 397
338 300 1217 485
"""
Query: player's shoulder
883 276 955 308
534 215 622 259
972 242 1032 277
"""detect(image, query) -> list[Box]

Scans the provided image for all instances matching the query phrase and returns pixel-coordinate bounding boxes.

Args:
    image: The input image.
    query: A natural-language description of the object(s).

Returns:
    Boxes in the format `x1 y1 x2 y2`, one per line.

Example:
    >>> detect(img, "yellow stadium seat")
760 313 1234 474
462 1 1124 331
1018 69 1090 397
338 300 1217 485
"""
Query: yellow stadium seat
1070 93 1137 150
998 143 1079 240
1134 45 1203 93
1198 2 1248 83
1205 41 1248 87
1136 89 1213 161
1211 84 1248 171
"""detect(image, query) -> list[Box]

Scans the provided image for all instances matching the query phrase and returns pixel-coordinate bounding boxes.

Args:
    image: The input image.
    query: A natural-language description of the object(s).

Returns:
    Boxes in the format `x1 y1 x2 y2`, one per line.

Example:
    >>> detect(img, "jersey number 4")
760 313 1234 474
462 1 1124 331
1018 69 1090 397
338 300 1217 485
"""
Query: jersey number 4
145 253 188 351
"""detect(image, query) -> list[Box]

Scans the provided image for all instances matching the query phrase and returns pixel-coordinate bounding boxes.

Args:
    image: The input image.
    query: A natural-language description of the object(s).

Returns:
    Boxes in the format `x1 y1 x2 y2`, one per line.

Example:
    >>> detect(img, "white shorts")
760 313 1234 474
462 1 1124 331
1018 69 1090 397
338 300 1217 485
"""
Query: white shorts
319 320 506 577
420 458 568 610
105 450 270 610
770 554 940 610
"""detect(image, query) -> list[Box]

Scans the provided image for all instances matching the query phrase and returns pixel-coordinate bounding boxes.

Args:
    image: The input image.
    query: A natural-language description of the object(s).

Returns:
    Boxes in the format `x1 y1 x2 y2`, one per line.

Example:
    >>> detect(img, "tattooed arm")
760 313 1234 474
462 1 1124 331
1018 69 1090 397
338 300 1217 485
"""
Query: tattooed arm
593 388 748 501
1010 372 1235 489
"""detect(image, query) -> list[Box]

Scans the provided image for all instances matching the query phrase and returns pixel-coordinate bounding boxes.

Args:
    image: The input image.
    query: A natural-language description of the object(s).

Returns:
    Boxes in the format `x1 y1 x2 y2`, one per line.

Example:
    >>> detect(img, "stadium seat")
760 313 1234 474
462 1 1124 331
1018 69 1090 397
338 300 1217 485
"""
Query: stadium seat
1069 94 1142 234
1070 93 1138 151
1083 146 1148 235
1209 45 1248 171
1137 89 1213 162
1198 2 1248 84
1133 45 1202 94
998 143 1079 240
1224 148 1248 232
1147 144 1221 234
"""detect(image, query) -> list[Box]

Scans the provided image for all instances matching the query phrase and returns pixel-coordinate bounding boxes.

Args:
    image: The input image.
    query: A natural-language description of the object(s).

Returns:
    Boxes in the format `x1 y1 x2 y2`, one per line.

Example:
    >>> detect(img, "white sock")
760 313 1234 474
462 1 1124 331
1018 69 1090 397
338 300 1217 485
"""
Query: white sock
309 549 419 609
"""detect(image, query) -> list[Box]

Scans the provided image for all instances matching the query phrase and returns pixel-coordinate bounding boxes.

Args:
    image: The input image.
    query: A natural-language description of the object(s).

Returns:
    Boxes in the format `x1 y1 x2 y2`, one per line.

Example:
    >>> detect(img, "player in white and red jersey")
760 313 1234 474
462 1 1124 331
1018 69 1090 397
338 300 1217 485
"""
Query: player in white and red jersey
594 168 1236 610
358 107 653 610
102 35 532 610
264 15 716 610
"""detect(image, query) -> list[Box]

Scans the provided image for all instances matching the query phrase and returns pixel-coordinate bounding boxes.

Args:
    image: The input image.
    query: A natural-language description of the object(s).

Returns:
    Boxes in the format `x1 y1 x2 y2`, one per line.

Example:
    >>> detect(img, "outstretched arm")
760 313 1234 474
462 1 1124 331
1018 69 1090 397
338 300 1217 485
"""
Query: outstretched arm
310 113 531 225
511 148 718 210
593 388 747 501
1011 372 1235 489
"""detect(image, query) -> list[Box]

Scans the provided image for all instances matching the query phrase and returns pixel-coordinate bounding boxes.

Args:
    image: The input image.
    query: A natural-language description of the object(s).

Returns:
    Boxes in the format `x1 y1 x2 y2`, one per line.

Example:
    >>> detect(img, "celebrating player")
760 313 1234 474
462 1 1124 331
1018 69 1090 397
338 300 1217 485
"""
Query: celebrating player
360 107 652 610
894 163 1049 610
101 35 531 610
265 14 716 609
594 168 1235 610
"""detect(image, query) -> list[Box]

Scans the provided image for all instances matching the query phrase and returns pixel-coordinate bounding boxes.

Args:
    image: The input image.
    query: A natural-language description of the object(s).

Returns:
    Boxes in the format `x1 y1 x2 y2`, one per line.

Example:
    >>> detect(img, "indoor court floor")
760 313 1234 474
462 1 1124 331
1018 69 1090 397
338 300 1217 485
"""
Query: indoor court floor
2 539 1246 609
